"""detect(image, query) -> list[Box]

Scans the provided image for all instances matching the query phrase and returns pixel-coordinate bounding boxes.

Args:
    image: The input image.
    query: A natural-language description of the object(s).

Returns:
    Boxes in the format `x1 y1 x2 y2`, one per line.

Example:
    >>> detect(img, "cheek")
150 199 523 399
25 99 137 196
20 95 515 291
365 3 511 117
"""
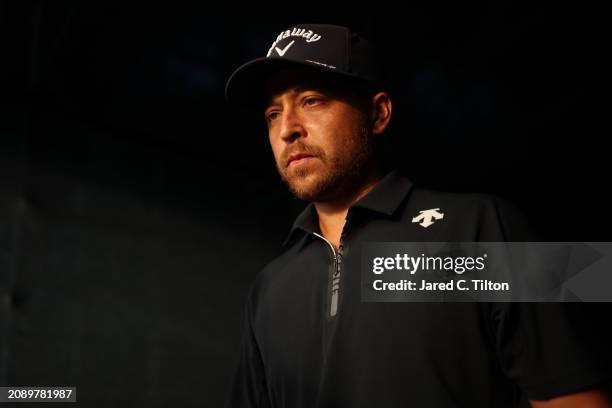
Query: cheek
268 136 283 162
315 108 363 151
314 122 358 160
307 117 338 153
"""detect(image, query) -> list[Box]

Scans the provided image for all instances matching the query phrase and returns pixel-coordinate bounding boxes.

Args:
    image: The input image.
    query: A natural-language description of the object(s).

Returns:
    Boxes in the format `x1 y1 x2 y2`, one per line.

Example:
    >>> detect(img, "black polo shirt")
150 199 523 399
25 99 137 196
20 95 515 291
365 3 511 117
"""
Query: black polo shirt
225 169 608 408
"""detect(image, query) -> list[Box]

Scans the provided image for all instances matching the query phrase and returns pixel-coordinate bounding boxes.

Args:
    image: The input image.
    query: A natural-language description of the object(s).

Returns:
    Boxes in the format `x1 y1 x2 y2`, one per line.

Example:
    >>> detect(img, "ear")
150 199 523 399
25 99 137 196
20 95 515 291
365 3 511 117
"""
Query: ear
370 92 392 135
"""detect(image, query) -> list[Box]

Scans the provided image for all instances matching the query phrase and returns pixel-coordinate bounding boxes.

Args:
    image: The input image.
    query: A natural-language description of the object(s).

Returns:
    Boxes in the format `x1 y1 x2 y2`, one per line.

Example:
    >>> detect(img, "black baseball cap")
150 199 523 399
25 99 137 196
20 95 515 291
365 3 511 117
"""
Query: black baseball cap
225 24 384 109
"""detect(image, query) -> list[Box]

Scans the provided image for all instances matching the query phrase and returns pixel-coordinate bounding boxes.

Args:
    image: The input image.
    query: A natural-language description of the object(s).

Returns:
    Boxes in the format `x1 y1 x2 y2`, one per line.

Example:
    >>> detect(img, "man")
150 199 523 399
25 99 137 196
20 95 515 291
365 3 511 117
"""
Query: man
224 24 611 407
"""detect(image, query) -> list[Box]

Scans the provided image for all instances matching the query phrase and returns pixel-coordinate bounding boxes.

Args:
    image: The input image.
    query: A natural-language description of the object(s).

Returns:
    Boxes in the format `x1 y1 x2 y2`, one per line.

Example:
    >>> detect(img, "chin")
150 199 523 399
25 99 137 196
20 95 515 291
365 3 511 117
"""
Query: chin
285 171 337 202
287 175 320 198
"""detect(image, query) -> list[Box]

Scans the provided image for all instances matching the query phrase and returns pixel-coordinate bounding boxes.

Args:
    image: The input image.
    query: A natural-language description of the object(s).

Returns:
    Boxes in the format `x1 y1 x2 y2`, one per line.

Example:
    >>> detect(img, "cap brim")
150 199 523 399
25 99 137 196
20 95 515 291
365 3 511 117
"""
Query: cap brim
224 57 374 111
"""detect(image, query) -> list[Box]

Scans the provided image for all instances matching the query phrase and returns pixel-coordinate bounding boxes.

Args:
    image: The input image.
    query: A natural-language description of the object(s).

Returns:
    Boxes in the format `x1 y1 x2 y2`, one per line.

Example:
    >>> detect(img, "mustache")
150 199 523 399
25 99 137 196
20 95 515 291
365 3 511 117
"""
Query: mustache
282 142 324 167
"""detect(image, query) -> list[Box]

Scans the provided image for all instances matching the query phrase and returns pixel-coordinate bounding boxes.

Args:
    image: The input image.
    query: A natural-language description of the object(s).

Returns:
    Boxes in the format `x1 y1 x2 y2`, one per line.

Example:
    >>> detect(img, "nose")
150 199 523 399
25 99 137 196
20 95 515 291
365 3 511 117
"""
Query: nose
278 107 305 143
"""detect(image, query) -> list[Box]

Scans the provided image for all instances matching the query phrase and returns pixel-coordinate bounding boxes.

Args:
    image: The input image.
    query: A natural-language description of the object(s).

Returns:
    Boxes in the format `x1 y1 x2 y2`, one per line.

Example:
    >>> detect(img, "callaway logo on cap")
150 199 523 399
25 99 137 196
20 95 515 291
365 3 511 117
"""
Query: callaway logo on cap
225 24 383 109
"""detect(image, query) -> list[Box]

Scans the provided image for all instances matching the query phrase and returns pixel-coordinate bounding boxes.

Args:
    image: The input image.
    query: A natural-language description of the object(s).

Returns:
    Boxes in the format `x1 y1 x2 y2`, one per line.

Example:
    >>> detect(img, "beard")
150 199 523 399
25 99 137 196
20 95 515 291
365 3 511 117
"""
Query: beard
275 121 374 202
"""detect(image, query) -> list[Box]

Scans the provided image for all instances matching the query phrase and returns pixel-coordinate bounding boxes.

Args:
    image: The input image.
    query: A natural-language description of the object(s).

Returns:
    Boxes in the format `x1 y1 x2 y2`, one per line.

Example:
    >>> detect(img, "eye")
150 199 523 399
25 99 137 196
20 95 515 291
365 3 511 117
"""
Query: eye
266 111 280 123
303 96 323 107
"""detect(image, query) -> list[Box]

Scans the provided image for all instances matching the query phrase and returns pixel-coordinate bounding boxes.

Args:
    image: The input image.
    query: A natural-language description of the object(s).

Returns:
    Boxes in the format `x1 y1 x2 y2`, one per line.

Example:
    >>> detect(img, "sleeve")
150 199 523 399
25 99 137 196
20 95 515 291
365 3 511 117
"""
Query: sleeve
491 301 611 400
224 289 272 408
482 195 611 399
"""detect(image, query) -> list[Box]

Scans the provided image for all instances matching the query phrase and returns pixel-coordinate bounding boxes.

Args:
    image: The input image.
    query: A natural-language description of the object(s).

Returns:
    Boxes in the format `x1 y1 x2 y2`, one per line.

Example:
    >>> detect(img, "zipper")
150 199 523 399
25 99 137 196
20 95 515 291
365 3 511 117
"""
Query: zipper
313 220 347 318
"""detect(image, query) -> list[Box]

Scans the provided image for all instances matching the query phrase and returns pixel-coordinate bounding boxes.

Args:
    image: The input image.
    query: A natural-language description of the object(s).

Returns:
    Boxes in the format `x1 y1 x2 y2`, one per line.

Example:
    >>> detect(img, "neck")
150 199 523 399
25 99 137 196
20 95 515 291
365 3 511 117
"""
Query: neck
314 167 383 251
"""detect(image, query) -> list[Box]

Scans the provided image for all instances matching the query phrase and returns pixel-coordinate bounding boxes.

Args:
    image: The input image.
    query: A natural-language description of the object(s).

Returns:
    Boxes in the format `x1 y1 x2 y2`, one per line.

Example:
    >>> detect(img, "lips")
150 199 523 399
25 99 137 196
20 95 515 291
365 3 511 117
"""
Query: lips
287 152 315 167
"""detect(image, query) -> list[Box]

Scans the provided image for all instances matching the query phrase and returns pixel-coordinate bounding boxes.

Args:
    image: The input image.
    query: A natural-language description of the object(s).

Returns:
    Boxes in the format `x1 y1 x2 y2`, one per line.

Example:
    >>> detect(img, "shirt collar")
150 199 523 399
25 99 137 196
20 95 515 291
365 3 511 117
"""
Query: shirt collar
281 168 413 247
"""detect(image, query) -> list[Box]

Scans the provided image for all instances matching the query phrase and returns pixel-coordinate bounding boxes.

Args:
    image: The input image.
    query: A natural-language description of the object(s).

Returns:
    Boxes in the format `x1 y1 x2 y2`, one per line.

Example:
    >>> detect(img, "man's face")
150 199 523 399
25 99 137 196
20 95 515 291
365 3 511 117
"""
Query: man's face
263 68 374 202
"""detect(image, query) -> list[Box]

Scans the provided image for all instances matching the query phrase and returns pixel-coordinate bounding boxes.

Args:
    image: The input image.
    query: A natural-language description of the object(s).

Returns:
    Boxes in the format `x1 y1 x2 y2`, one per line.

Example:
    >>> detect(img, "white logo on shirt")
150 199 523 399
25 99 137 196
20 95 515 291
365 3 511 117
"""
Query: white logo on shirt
412 208 444 228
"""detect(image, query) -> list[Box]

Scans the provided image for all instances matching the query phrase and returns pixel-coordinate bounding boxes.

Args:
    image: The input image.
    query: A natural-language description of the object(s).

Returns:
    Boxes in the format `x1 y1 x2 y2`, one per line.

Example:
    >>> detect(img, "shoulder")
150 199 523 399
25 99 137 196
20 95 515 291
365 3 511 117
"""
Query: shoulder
403 186 538 241
408 186 508 212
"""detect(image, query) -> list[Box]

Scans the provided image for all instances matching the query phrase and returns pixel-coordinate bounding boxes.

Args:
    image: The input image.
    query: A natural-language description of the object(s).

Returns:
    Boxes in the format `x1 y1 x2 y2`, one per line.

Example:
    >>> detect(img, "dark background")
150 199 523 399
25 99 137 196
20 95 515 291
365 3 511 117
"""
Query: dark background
1 1 609 406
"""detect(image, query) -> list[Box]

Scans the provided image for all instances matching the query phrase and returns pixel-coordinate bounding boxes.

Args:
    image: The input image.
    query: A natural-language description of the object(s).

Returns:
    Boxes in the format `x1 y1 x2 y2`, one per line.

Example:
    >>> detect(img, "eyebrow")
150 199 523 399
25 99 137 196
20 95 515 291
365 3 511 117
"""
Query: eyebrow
264 85 327 110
